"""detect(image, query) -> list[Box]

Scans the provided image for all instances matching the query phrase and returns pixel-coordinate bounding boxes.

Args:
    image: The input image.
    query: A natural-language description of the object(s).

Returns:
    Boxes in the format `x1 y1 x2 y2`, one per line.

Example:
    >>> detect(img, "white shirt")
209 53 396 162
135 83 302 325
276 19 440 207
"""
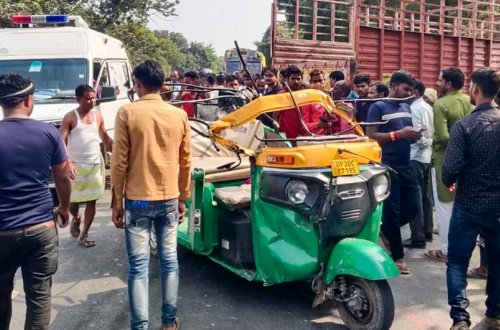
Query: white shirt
410 97 434 163
67 109 101 164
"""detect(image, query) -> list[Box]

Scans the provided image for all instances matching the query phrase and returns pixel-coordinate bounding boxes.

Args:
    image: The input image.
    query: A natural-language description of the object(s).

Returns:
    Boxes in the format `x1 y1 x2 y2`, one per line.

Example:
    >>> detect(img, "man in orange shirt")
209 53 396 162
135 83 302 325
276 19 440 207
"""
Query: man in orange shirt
111 60 191 330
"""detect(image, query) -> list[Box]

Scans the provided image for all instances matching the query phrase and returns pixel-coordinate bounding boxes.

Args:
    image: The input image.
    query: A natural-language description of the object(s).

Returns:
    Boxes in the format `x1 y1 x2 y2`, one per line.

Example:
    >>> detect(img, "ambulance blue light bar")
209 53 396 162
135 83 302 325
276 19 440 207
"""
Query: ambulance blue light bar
11 15 69 25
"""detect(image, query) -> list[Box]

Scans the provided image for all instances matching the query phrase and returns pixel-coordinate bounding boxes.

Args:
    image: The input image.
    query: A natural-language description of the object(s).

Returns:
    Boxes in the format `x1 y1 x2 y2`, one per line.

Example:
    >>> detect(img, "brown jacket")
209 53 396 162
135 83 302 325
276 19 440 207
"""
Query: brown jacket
111 94 191 211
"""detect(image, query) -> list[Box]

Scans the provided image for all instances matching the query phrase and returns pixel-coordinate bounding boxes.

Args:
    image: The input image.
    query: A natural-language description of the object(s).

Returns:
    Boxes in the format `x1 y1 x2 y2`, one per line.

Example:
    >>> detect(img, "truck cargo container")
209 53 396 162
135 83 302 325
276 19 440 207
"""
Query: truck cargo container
271 0 500 86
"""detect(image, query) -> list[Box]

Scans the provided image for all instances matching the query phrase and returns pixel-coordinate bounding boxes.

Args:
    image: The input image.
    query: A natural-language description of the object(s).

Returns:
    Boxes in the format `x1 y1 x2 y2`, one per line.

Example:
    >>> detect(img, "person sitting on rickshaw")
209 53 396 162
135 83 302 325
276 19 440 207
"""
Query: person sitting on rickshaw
276 66 329 139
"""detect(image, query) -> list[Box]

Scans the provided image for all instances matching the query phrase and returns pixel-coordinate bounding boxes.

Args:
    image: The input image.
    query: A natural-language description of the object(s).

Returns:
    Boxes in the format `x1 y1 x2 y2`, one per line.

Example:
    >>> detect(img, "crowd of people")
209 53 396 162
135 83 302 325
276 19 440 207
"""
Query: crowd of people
0 59 499 330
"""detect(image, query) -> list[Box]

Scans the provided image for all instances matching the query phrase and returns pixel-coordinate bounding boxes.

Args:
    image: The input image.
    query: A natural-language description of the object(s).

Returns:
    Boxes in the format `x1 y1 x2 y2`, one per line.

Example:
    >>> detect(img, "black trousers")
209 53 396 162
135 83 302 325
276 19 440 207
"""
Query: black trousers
382 165 421 260
0 222 58 330
410 160 434 243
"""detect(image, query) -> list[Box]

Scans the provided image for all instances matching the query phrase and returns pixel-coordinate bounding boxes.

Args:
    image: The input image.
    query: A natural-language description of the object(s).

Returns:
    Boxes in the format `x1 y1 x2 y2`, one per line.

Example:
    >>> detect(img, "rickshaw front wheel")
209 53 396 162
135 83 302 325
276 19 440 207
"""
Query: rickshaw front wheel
336 277 394 330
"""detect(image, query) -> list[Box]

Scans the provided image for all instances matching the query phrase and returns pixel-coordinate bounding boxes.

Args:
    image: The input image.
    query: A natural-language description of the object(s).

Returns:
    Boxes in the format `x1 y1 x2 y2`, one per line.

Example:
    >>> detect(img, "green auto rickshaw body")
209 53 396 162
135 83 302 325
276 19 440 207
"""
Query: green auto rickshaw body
178 161 398 286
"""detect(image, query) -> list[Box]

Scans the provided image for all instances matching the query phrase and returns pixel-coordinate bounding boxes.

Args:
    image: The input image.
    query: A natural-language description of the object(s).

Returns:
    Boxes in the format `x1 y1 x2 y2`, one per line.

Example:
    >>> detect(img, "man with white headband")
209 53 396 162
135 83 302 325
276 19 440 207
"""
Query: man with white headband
0 74 71 329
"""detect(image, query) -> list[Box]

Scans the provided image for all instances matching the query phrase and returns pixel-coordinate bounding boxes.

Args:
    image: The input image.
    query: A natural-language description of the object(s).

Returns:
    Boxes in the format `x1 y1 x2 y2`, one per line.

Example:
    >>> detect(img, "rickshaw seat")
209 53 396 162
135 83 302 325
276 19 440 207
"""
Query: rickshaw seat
214 184 251 210
191 157 251 183
192 157 250 173
205 168 250 183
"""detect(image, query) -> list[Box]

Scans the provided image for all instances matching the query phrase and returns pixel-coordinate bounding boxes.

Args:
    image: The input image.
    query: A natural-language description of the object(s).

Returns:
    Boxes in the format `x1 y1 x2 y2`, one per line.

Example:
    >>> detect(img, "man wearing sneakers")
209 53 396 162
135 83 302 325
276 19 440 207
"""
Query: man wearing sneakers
60 84 113 247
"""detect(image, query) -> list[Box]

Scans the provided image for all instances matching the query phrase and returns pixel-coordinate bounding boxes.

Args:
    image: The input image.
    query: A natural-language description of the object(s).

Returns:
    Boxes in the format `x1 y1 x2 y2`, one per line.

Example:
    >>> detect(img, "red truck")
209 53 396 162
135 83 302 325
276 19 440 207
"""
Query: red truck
271 0 500 87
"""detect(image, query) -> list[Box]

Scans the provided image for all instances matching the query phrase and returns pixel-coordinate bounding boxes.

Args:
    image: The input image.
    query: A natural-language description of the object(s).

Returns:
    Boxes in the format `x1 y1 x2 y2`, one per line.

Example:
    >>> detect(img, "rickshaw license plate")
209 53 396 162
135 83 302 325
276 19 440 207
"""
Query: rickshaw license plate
331 159 360 176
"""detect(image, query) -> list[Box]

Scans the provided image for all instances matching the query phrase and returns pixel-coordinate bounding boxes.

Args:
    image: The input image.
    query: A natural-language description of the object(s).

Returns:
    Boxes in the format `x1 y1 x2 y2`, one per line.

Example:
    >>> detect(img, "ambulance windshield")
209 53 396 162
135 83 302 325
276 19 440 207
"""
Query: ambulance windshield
0 59 87 102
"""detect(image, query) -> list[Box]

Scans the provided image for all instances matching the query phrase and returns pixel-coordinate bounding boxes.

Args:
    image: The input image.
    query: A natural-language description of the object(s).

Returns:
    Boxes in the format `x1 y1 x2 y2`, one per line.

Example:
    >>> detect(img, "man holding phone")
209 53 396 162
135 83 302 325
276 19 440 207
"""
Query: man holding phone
366 70 422 275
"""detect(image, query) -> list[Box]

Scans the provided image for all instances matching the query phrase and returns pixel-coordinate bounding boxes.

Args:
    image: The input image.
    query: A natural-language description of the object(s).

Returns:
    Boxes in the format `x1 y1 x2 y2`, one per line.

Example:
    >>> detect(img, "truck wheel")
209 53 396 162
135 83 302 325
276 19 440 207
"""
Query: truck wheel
337 277 394 330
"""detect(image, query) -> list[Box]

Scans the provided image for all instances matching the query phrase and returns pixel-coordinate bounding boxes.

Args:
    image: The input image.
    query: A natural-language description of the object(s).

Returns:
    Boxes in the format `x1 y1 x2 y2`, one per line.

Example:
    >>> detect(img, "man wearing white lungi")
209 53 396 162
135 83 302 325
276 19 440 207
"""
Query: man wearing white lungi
60 84 113 247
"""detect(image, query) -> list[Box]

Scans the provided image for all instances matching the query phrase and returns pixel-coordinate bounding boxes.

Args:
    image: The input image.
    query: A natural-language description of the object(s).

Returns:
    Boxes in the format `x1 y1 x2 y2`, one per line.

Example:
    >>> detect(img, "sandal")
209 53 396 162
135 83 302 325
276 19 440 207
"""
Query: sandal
467 267 488 280
394 260 411 275
425 249 448 262
70 217 81 238
79 236 96 248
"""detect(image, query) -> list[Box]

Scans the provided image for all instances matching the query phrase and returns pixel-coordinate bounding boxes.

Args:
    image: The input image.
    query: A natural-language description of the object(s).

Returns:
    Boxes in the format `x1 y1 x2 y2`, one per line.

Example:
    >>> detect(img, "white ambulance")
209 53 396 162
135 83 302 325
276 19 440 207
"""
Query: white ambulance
0 15 133 141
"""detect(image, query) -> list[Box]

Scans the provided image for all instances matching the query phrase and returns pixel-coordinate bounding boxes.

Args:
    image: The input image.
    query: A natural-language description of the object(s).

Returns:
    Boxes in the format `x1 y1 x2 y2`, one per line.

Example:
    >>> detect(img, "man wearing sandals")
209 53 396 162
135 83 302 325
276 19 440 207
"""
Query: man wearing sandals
60 84 113 247
111 60 191 330
443 68 500 330
366 70 423 275
426 67 473 263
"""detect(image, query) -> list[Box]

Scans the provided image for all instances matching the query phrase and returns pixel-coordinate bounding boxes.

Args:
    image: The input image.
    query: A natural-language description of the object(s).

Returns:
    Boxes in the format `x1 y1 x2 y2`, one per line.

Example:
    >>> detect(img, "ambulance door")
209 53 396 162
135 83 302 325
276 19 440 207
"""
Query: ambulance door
94 60 132 140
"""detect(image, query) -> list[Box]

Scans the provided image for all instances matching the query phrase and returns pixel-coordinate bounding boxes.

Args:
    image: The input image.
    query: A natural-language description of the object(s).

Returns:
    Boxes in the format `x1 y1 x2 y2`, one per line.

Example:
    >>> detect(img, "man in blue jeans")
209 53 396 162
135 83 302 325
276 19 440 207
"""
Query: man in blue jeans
443 68 500 330
111 60 191 330
0 74 71 329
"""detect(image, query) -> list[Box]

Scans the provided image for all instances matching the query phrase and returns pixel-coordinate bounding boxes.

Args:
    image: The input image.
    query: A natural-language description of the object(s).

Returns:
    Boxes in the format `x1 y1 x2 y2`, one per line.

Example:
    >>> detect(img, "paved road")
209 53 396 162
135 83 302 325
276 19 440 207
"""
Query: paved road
10 190 487 330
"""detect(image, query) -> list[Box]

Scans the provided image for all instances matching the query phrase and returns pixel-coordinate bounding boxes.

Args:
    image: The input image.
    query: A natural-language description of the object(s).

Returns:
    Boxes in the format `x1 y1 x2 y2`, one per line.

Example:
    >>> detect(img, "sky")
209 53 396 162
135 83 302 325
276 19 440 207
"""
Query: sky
148 0 273 56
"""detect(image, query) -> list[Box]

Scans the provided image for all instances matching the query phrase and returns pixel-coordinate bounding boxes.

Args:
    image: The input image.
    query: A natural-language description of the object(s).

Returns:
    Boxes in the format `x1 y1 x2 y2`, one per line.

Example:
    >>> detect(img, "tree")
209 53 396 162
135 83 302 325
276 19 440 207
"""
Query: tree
0 0 91 27
106 22 173 71
185 42 219 72
157 31 189 51
0 1 219 74
0 0 179 31
155 31 219 72
255 26 271 65
95 0 179 30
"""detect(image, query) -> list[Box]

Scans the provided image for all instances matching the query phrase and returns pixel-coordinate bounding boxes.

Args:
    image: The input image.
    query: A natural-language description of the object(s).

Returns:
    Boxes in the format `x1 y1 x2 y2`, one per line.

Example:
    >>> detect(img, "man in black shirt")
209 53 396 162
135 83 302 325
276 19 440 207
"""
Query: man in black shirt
353 73 371 122
443 68 500 330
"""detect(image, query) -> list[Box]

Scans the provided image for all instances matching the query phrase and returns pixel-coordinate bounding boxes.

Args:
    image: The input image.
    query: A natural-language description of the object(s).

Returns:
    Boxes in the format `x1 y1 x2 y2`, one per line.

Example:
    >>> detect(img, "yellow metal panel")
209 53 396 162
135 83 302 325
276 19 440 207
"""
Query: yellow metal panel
256 140 381 168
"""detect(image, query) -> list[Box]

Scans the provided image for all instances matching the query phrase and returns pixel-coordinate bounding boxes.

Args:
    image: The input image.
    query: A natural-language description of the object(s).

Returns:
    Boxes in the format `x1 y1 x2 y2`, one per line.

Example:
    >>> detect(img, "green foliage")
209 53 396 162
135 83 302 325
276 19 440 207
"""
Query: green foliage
155 31 220 72
106 22 173 72
254 26 271 65
0 0 179 30
0 0 219 74
95 0 179 30
0 0 91 27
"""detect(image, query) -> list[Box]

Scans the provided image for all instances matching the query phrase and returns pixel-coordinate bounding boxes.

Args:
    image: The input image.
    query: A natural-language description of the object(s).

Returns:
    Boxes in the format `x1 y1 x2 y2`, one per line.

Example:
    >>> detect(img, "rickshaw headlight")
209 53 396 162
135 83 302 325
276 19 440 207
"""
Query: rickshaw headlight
285 180 308 204
372 174 390 202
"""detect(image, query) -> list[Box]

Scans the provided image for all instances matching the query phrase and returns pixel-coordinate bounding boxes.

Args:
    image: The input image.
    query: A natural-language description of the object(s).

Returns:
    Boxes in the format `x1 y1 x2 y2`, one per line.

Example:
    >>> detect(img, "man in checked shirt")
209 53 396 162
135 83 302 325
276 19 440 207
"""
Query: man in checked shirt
443 68 500 330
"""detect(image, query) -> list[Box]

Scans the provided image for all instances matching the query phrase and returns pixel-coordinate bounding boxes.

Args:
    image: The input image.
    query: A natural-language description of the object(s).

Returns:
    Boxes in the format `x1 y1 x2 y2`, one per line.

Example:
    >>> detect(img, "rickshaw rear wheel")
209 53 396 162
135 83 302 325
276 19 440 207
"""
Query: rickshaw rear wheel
336 277 394 330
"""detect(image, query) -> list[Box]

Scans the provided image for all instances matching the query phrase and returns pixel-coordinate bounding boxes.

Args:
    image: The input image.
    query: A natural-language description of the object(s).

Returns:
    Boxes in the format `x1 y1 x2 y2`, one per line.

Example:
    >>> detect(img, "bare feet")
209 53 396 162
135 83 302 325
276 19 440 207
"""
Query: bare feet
162 318 179 330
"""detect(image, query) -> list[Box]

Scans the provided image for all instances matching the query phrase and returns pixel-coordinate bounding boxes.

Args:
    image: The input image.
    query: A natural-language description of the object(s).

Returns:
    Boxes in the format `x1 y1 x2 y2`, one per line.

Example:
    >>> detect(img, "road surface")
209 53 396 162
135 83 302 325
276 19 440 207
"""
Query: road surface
10 190 487 330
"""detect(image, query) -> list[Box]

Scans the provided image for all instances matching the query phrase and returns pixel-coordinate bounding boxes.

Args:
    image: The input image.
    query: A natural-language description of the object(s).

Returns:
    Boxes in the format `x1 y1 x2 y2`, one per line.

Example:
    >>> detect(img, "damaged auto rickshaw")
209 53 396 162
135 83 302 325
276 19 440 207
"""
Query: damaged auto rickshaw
180 88 399 330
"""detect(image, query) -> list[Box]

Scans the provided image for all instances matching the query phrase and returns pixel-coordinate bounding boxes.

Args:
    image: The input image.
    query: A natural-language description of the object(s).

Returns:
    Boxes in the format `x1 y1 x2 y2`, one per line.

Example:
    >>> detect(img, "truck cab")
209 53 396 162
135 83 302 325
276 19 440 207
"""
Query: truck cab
0 15 133 140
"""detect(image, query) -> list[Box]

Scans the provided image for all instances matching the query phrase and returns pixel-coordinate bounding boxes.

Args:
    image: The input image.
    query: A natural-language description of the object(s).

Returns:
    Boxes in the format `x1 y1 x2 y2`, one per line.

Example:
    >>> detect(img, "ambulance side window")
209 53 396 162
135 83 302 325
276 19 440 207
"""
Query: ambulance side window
107 61 130 99
93 62 111 98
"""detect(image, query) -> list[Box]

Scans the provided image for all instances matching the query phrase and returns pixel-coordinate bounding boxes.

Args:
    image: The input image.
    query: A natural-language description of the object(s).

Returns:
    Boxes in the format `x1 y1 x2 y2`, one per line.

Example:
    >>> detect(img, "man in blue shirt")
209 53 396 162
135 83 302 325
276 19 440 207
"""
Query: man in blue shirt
0 74 71 329
366 70 422 275
443 68 500 330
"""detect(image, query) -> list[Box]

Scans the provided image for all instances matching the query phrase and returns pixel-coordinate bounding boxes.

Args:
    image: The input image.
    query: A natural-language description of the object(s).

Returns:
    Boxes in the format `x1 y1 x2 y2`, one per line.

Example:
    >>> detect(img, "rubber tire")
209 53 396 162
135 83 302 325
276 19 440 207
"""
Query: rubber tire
337 278 395 330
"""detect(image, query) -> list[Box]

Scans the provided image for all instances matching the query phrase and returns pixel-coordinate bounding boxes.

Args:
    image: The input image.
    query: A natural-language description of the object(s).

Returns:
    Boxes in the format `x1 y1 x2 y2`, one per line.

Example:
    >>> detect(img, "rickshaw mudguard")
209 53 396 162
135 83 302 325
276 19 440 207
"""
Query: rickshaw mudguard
323 238 400 284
